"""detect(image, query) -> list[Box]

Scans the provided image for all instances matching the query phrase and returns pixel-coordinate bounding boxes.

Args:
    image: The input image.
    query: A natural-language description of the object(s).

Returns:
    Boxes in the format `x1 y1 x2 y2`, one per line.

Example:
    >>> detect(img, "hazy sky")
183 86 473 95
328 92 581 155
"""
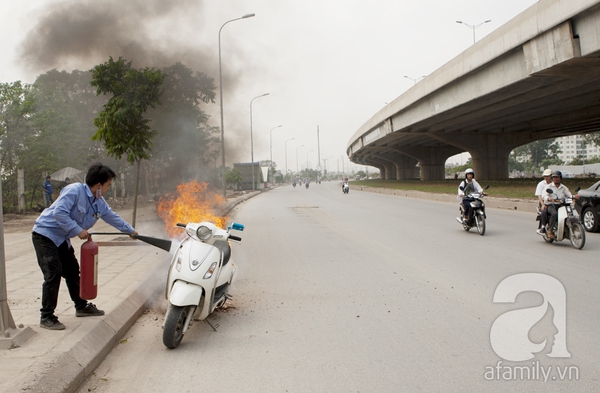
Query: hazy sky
0 0 539 174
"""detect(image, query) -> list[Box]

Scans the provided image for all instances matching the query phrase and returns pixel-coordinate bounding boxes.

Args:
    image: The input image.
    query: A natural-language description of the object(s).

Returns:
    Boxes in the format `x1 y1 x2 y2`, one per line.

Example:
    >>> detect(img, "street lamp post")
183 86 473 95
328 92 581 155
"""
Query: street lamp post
285 138 295 183
269 125 282 185
218 13 255 197
296 145 304 174
404 75 426 85
250 93 269 191
456 20 491 44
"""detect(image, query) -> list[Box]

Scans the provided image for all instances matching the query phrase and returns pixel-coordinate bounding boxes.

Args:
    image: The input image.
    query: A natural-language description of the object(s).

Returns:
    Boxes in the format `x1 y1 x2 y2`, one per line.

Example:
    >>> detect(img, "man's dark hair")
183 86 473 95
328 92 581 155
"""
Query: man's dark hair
46 176 51 180
85 163 117 186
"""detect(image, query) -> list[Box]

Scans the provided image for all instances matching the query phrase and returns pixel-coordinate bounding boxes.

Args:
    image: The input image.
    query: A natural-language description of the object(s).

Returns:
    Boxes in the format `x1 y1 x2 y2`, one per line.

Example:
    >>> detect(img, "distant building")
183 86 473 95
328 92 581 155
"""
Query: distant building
556 135 599 163
233 162 264 190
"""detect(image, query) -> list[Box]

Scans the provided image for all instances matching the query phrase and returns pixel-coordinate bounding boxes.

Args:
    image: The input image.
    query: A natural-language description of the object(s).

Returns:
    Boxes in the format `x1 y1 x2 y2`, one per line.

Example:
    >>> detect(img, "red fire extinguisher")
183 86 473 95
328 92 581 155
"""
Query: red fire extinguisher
80 235 99 300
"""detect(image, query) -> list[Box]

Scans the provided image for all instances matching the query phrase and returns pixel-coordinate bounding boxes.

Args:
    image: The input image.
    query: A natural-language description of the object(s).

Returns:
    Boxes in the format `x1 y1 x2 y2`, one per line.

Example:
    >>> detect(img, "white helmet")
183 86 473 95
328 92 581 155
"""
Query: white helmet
465 168 474 177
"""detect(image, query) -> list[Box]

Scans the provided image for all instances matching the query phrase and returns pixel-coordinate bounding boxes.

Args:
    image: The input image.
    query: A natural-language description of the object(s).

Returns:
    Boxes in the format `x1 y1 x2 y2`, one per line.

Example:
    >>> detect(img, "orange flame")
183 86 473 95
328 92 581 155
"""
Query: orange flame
157 180 227 238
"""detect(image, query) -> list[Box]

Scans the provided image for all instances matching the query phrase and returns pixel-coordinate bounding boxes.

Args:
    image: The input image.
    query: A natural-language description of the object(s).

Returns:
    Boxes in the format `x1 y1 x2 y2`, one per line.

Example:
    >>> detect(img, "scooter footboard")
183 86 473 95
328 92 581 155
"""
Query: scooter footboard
168 280 204 307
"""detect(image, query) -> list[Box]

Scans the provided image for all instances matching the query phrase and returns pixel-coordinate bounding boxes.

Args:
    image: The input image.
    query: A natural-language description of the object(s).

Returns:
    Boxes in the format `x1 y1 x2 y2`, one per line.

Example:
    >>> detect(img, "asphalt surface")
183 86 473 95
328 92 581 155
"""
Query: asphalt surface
0 191 259 393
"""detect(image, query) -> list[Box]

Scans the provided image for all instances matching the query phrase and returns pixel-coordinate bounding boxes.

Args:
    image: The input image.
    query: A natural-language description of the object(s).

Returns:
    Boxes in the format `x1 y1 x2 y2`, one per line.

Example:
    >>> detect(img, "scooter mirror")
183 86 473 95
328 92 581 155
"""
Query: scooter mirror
230 222 245 231
459 186 465 191
484 185 490 190
575 186 581 192
546 189 554 194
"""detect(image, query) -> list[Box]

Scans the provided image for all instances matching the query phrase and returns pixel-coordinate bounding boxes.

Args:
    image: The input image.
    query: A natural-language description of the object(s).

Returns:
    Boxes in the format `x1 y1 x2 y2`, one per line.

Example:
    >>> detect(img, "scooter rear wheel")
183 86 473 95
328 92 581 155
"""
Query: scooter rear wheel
163 305 189 349
569 223 586 250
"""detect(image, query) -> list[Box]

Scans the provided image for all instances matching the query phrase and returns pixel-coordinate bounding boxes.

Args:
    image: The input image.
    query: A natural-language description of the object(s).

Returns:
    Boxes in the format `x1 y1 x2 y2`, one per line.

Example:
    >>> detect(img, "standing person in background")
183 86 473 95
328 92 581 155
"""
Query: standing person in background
32 163 138 330
43 175 53 207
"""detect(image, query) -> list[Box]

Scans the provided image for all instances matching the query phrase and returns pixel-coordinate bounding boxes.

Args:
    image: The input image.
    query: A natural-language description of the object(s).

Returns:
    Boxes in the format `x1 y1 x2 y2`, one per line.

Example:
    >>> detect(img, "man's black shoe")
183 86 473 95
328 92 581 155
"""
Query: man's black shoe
40 315 65 330
76 303 105 317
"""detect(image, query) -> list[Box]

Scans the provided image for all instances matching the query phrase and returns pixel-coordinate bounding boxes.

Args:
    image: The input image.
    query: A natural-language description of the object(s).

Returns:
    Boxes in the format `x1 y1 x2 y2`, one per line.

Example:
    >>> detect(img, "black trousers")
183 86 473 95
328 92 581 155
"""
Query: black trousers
541 205 558 229
32 232 87 318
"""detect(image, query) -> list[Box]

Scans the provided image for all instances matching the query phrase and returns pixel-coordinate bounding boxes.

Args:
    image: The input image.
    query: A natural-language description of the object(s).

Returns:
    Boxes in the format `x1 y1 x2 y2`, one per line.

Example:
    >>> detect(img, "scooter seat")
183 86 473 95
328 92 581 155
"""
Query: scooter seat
214 240 231 266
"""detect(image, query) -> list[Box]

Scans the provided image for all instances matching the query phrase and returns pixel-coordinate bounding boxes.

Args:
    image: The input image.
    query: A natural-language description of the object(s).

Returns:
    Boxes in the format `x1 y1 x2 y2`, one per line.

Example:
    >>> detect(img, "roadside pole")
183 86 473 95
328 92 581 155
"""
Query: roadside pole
0 177 35 349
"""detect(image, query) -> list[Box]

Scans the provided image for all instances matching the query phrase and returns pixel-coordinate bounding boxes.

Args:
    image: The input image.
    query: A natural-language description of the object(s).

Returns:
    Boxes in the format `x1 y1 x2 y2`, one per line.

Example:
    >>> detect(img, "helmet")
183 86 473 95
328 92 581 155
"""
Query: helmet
465 168 474 177
552 170 562 178
542 169 552 177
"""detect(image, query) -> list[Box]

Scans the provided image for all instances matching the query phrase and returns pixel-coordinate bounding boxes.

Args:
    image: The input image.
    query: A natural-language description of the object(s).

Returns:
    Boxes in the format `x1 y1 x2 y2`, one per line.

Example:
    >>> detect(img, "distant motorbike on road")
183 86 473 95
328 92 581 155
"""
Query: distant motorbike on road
536 188 585 249
293 181 296 187
305 182 309 189
456 185 489 235
162 221 244 349
342 182 349 194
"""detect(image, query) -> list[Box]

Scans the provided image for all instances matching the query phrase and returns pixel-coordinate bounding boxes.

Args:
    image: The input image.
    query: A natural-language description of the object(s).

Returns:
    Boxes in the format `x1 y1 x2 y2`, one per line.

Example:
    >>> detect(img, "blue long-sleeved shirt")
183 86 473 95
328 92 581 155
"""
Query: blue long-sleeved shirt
33 182 134 247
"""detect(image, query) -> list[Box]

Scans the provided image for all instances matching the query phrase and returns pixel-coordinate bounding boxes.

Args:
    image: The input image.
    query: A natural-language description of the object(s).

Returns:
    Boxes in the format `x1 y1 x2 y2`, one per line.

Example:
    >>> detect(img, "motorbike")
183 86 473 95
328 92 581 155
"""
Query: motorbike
293 182 296 187
456 185 489 235
162 221 244 349
536 188 585 249
305 182 309 189
342 182 349 194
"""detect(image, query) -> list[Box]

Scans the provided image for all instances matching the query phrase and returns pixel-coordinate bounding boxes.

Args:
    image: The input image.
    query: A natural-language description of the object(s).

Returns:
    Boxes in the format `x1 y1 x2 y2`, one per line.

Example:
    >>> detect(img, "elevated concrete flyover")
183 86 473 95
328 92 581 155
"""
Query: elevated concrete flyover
347 0 600 180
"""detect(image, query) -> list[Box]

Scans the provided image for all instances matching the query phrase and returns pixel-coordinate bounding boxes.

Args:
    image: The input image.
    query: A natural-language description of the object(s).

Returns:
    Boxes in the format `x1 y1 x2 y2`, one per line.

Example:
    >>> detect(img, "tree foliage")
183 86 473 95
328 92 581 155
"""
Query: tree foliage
91 57 165 164
513 139 563 170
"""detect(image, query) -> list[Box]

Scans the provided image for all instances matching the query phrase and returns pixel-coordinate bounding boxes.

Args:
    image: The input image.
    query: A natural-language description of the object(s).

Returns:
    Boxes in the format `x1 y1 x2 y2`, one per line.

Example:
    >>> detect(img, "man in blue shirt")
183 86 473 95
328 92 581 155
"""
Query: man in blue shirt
32 163 138 330
43 175 53 207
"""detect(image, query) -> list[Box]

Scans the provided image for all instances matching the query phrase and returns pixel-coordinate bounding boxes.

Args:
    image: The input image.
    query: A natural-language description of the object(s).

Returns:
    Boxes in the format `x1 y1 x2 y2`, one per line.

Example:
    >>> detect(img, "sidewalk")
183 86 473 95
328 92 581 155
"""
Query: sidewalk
0 191 260 393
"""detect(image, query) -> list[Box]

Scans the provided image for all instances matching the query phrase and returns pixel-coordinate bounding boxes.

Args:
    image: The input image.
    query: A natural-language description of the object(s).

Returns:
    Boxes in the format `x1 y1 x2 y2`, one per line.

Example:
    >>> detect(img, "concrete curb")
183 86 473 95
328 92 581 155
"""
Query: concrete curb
350 185 539 214
24 257 164 393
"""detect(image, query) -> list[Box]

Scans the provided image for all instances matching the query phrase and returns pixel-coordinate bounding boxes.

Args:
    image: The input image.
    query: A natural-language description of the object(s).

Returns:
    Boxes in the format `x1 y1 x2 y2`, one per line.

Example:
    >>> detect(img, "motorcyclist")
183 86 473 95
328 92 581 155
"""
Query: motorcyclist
457 168 485 222
538 170 577 238
535 169 553 208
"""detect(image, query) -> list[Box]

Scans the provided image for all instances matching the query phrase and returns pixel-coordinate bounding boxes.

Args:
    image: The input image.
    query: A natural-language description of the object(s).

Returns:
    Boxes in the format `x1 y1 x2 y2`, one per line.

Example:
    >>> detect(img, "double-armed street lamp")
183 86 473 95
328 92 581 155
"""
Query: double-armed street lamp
250 93 269 190
456 20 491 44
285 138 295 182
404 75 426 85
269 125 282 184
218 13 255 196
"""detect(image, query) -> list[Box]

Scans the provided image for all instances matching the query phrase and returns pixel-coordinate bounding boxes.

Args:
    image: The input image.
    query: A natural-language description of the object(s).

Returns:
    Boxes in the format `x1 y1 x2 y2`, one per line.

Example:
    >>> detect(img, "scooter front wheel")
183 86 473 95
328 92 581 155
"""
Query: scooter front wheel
163 305 189 349
475 215 486 236
569 223 586 250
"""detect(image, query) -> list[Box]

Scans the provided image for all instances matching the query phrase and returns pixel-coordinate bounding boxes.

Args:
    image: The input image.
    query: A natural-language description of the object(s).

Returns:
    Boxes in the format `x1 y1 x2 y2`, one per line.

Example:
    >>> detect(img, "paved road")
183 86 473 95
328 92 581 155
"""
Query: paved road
77 182 600 392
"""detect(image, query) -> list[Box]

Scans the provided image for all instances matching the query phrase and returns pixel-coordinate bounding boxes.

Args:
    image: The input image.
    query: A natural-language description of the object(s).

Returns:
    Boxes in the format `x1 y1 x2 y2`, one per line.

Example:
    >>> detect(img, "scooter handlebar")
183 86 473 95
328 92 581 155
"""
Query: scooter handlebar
229 235 242 242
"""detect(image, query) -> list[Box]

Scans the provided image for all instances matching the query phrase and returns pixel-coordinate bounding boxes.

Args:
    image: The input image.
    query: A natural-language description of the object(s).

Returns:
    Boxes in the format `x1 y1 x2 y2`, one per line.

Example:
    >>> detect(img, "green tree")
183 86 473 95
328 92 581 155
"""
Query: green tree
226 168 242 190
514 139 562 170
0 81 34 209
91 57 165 226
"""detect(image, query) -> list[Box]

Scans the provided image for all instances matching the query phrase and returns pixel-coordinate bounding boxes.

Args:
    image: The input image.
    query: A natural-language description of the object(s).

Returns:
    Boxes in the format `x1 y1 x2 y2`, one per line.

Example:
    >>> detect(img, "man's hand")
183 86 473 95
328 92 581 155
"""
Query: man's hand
129 231 139 239
77 229 90 239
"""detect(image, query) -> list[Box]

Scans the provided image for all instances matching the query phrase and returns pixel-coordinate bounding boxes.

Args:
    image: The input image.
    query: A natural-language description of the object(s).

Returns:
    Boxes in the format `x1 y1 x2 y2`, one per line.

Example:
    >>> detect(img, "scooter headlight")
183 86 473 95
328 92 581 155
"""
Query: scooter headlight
196 225 212 241
203 262 218 279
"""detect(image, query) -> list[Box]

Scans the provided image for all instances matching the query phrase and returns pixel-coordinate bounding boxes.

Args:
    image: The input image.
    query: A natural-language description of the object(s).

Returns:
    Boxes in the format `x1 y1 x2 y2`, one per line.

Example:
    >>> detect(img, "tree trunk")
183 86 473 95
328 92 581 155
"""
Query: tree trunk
132 159 141 227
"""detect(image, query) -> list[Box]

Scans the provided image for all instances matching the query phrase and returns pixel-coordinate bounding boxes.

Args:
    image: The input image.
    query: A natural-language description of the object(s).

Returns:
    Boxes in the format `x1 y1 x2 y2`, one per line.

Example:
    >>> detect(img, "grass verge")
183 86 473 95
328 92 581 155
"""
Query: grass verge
352 178 599 199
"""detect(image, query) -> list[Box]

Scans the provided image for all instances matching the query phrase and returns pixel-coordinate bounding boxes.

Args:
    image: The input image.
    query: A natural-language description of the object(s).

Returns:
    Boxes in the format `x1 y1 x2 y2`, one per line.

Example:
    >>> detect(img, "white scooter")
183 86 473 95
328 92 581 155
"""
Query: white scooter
342 182 349 194
537 188 585 249
162 221 244 349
